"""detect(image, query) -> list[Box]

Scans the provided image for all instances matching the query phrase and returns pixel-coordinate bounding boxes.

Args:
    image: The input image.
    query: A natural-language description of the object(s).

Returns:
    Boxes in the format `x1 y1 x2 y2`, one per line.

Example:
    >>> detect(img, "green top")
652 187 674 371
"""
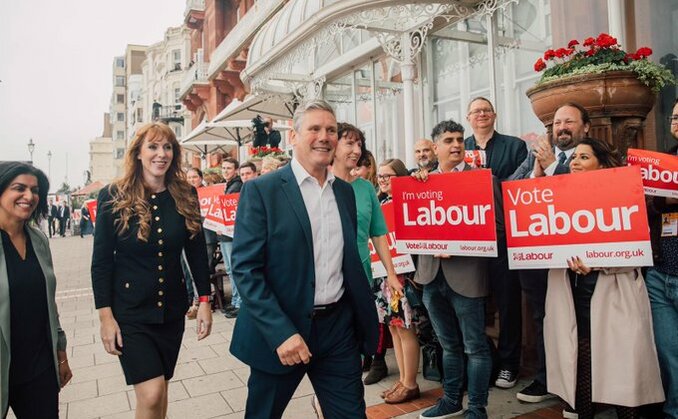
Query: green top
351 177 388 285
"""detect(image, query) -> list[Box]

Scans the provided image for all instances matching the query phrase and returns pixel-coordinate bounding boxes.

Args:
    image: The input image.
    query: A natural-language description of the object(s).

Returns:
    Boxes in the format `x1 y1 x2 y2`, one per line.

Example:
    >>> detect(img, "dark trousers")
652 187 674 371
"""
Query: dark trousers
489 255 522 371
244 300 365 419
58 218 67 236
519 268 548 386
4 365 59 419
48 216 55 237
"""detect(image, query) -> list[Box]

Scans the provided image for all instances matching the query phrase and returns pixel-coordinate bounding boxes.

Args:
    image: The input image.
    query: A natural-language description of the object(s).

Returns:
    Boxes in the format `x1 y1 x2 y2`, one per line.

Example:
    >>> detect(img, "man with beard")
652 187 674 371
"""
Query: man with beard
645 98 678 419
409 138 438 173
508 102 590 403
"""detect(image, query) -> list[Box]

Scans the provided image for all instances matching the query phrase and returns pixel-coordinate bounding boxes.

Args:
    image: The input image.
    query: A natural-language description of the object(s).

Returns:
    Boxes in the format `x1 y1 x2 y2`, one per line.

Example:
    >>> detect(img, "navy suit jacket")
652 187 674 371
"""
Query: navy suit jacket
229 164 379 374
465 131 528 181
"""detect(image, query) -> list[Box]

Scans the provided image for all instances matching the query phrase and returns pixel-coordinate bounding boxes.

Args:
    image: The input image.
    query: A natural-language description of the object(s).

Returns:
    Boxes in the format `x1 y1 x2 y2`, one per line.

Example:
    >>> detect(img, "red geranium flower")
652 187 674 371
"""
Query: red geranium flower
534 58 546 72
595 33 617 48
635 47 653 59
585 49 596 57
583 37 595 47
567 39 579 48
543 49 556 60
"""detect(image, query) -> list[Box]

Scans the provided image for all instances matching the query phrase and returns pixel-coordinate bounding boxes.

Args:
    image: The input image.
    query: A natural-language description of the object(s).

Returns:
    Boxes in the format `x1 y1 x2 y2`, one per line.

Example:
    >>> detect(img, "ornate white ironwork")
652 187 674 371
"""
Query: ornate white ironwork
248 0 519 92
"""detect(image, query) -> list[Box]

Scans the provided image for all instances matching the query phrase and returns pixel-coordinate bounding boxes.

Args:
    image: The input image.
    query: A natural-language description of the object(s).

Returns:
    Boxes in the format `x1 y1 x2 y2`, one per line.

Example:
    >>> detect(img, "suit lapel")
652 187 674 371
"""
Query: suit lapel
332 181 354 243
489 133 505 169
0 236 9 352
280 166 314 254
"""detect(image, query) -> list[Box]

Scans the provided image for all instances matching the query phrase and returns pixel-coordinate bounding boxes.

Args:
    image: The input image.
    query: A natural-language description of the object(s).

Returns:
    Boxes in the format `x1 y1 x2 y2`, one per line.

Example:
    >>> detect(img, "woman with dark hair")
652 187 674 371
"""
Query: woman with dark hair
372 157 422 404
0 161 72 418
544 138 664 419
352 149 378 189
91 122 212 419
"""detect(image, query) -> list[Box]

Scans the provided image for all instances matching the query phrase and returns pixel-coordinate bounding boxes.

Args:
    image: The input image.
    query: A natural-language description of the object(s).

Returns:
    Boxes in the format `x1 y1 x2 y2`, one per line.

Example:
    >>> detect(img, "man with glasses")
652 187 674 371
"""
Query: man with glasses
465 97 528 390
645 98 678 419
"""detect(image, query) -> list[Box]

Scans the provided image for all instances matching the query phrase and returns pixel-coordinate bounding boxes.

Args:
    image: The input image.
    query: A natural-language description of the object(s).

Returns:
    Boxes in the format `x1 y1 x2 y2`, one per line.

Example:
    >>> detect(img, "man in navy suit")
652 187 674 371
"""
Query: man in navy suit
230 99 378 419
509 102 591 403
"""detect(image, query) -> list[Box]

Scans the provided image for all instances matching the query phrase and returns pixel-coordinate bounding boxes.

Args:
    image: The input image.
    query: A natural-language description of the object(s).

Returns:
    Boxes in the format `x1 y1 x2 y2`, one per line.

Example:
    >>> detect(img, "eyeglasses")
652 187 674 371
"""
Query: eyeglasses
377 174 395 181
468 108 495 116
668 115 678 125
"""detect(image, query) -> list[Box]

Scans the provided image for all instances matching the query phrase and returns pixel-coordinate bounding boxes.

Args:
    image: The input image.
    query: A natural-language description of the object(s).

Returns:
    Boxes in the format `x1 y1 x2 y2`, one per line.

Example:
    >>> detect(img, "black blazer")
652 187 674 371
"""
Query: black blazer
229 164 379 374
91 186 210 323
465 131 528 181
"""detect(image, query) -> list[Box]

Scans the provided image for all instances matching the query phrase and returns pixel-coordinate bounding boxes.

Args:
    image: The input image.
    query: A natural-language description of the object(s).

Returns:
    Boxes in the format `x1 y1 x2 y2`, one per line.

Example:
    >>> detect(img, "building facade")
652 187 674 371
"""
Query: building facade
89 113 116 185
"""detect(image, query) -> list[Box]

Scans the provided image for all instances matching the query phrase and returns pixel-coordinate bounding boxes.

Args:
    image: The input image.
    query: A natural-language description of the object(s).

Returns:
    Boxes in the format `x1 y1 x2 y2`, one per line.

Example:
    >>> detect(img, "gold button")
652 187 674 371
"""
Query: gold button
158 290 164 296
155 216 160 221
157 301 163 307
125 283 129 288
158 265 163 271
153 205 158 210
159 278 164 283
158 239 164 245
151 194 157 199
157 228 163 233
158 252 163 257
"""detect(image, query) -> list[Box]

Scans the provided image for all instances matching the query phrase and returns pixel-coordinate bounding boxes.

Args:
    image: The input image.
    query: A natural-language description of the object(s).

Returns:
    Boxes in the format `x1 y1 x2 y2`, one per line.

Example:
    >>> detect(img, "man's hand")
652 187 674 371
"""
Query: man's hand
412 169 429 182
532 136 556 170
276 333 312 366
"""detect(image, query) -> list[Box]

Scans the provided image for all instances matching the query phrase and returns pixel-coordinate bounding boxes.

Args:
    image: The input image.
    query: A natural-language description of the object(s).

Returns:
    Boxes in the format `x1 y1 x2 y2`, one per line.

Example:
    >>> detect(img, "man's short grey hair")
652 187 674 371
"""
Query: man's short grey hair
293 99 336 132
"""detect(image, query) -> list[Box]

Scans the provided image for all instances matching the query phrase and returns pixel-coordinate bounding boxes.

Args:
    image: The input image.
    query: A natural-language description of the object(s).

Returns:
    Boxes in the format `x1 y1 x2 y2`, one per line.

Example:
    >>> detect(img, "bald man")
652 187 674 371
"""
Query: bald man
410 138 438 173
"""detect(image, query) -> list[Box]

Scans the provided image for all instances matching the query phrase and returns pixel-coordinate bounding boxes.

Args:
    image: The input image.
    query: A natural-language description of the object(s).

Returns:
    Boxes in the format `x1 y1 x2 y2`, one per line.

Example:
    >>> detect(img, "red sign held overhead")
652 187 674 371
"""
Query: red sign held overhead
502 166 652 269
391 170 498 256
627 148 678 198
368 202 415 278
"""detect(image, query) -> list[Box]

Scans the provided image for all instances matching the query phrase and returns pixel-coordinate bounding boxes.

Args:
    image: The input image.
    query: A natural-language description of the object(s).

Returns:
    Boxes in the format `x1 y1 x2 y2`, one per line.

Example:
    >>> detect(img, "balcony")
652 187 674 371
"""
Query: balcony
184 0 205 29
208 0 287 79
179 59 209 99
153 104 186 124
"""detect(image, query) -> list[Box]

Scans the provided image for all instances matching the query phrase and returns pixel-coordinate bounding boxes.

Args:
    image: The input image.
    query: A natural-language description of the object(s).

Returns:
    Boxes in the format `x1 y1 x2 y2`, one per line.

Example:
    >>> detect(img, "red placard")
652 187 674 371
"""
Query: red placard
502 166 652 269
627 148 678 198
368 202 415 278
391 170 498 256
197 184 226 218
86 200 98 224
218 194 239 237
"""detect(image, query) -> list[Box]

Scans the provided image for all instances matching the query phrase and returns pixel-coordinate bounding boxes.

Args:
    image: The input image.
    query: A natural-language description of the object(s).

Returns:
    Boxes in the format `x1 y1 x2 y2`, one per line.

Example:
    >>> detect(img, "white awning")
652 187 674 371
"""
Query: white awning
212 94 297 122
180 119 291 154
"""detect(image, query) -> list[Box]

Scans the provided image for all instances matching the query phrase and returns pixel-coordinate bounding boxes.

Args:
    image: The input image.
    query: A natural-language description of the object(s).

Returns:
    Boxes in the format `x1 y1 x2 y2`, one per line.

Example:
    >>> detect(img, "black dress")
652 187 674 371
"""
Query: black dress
91 187 210 384
1 229 59 417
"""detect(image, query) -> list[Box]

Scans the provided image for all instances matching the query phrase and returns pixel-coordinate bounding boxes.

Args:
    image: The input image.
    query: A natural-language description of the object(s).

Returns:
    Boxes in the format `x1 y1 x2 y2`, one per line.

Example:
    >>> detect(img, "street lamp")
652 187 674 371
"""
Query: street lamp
27 138 35 163
47 150 52 177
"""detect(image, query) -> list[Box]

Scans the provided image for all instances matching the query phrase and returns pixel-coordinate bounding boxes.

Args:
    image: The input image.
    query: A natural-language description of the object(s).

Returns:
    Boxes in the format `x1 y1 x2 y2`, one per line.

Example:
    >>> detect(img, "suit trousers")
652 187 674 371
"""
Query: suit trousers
519 269 548 386
4 364 59 419
489 255 522 371
244 299 365 419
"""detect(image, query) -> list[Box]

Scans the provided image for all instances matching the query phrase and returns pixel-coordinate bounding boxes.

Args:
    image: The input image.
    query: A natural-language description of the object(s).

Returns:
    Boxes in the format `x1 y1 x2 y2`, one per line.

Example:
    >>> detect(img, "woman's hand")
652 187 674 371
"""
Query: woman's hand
567 256 591 275
196 302 212 341
386 272 403 295
57 350 73 388
412 169 429 182
99 308 123 355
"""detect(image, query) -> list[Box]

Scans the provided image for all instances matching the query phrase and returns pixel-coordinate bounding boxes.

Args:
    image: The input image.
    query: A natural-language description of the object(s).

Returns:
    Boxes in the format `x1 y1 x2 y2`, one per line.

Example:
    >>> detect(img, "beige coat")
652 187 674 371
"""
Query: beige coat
544 267 664 408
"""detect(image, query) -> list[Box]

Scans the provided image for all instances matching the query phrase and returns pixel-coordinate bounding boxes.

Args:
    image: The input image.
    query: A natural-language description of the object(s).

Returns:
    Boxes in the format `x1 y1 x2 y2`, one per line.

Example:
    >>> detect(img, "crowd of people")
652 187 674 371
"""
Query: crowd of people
0 96 676 419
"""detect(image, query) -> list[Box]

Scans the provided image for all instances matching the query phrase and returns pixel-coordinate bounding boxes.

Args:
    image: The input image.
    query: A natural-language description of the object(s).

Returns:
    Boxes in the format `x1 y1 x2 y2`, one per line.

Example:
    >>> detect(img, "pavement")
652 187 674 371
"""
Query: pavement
7 234 566 419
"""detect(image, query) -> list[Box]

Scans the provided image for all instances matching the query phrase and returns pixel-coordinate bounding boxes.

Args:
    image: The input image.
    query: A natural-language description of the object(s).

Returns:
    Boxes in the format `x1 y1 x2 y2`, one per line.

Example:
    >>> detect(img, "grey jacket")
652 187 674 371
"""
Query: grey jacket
508 149 572 180
0 225 67 413
413 163 505 298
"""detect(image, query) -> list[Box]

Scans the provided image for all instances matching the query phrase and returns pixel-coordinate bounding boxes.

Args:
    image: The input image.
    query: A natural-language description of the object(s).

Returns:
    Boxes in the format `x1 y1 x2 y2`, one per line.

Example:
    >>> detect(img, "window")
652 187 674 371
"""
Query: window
172 49 181 70
116 58 125 68
115 76 125 87
116 131 124 140
115 148 125 159
174 87 181 103
136 108 143 122
174 125 182 138
116 94 124 104
117 113 124 122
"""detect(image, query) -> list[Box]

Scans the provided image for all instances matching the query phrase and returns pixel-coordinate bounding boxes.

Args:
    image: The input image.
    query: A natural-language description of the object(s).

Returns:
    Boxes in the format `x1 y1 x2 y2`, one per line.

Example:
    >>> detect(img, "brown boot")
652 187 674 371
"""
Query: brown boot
363 357 388 385
384 384 420 404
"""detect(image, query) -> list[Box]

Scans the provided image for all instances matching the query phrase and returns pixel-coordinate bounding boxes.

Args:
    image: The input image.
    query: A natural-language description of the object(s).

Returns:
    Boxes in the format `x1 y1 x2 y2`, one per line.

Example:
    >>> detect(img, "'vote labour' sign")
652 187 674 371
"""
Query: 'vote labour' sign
627 148 678 198
391 169 498 257
218 194 239 237
502 166 653 269
368 202 416 278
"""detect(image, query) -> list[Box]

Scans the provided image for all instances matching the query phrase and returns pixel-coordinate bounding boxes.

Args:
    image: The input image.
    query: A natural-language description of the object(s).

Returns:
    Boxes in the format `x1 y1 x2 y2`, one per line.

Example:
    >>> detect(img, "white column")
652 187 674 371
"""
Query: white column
486 13 498 109
607 0 626 48
401 32 417 168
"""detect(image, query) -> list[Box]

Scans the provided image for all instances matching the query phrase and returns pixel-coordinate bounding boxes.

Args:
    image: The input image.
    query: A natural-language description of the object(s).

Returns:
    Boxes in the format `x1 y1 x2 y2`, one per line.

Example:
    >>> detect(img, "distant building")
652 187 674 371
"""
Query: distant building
89 113 116 184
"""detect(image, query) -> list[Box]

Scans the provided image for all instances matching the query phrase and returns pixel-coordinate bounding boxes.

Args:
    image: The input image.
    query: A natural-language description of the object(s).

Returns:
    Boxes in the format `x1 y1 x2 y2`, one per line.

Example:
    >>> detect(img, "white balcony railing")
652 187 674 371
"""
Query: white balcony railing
179 58 209 98
208 0 286 79
184 0 205 18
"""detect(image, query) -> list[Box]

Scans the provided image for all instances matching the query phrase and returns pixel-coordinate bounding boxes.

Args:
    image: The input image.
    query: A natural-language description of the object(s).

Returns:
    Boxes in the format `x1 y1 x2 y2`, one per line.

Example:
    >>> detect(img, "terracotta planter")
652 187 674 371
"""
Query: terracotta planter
526 71 656 153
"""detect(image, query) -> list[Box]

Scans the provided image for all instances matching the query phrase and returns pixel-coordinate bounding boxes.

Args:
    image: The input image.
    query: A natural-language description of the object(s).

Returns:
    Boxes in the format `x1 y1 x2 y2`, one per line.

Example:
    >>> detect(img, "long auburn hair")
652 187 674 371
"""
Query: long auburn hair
111 122 201 241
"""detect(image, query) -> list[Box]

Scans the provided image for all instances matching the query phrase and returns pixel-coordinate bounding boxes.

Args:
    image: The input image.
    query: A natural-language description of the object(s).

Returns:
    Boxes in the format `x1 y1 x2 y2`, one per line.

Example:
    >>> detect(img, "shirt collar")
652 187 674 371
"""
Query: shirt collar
434 161 467 173
291 158 335 187
555 146 575 158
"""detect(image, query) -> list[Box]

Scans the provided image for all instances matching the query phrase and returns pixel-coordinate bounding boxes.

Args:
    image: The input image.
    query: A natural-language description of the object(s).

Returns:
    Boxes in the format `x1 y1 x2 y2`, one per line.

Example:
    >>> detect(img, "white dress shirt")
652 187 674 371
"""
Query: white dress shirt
290 158 345 305
531 146 574 177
